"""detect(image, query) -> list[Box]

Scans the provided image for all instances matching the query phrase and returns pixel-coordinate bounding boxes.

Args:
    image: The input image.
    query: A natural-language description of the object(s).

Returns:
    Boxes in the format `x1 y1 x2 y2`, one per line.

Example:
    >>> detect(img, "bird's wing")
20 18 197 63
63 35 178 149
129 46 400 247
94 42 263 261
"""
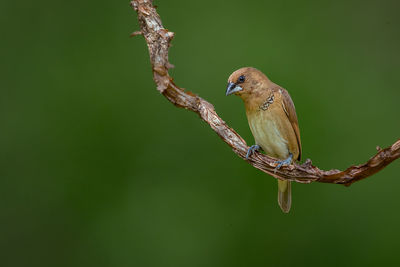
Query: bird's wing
279 88 302 161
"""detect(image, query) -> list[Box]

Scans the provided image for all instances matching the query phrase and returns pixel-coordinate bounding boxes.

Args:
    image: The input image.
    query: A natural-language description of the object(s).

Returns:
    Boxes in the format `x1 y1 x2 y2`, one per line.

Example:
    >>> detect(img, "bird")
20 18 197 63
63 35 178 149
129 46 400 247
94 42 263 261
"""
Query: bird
225 67 301 213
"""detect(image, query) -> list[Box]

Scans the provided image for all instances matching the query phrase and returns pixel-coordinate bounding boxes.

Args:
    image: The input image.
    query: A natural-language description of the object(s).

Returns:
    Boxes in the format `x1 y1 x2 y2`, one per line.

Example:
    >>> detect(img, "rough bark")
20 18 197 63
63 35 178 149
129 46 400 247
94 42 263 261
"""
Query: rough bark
130 0 400 186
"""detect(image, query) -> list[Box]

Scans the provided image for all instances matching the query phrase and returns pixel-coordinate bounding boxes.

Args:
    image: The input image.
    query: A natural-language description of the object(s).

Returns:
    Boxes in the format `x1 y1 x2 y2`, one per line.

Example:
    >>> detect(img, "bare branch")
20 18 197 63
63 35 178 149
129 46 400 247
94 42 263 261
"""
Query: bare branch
130 0 400 186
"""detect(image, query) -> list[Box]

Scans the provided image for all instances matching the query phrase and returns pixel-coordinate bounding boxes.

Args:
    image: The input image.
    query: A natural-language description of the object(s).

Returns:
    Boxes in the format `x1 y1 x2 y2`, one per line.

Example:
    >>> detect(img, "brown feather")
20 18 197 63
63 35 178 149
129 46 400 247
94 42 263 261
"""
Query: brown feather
278 88 302 161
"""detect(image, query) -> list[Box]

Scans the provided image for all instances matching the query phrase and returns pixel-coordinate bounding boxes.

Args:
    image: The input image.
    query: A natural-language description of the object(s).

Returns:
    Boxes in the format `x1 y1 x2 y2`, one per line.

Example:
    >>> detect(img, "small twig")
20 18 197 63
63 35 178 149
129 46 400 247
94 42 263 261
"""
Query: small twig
130 0 400 186
130 31 142 37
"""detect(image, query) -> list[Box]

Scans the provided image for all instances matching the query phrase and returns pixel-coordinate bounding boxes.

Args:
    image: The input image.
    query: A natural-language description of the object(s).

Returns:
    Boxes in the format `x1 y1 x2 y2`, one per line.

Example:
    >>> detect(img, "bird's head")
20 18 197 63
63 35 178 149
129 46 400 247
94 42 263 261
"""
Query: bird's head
225 67 271 100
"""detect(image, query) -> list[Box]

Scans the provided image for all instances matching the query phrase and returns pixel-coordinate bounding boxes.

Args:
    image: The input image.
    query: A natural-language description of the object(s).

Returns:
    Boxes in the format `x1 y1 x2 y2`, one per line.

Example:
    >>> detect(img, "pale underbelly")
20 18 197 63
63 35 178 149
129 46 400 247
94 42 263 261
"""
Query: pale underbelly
248 115 289 159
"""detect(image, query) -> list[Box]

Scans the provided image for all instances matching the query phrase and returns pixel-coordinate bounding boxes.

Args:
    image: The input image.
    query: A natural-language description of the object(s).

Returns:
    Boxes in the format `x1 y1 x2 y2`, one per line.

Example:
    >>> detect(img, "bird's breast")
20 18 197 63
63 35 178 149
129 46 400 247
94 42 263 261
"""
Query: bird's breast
246 109 291 159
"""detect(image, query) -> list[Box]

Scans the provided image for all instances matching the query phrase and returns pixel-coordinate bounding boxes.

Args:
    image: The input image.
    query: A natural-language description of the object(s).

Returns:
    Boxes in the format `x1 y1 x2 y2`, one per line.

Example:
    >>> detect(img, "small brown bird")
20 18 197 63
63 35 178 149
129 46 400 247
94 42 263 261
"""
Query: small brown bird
226 67 301 213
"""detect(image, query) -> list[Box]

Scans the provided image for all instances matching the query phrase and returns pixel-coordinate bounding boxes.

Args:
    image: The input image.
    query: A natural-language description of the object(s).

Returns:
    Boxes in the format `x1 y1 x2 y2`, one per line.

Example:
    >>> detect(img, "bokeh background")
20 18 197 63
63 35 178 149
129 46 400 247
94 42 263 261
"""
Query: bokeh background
2 0 400 266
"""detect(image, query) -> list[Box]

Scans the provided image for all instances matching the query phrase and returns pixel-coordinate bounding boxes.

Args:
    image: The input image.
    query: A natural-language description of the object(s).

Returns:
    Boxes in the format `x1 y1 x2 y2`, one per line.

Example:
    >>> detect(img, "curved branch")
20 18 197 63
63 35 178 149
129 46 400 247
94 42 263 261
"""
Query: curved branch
130 0 400 186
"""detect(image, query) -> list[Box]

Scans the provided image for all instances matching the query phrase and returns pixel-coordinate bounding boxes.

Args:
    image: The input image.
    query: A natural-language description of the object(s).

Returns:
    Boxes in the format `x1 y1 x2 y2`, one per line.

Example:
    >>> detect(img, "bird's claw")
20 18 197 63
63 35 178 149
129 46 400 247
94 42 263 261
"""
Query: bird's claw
274 153 293 173
246 145 261 159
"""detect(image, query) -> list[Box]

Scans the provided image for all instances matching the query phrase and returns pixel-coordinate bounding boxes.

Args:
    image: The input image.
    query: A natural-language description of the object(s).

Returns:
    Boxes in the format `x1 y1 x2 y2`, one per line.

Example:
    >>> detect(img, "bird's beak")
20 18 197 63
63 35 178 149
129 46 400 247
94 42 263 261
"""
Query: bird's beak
225 82 243 96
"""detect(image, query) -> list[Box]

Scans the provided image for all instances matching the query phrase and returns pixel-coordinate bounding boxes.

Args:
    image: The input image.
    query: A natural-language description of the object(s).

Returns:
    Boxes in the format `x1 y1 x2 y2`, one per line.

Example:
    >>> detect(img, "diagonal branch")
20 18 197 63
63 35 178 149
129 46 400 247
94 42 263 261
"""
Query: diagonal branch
130 0 400 186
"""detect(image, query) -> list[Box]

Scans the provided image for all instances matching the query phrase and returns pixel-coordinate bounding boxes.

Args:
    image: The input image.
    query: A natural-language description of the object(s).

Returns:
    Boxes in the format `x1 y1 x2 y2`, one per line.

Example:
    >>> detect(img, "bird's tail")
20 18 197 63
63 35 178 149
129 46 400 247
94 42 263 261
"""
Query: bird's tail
277 179 291 213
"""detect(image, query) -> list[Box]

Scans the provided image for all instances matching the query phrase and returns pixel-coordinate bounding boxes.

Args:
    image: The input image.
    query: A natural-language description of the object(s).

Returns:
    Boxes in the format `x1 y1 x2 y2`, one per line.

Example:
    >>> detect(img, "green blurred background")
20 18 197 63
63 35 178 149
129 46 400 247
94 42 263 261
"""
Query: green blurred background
1 0 400 266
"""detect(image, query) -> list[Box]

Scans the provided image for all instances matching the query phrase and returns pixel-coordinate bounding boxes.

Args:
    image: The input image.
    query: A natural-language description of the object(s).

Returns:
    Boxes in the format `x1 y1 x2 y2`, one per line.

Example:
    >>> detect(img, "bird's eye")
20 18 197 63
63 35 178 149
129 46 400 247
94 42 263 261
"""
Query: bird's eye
237 75 245 83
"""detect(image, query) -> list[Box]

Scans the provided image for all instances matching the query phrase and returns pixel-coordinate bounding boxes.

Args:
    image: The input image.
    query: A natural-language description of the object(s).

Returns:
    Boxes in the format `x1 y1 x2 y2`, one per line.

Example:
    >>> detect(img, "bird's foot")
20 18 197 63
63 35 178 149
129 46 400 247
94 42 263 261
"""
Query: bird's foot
246 145 261 159
274 153 293 173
